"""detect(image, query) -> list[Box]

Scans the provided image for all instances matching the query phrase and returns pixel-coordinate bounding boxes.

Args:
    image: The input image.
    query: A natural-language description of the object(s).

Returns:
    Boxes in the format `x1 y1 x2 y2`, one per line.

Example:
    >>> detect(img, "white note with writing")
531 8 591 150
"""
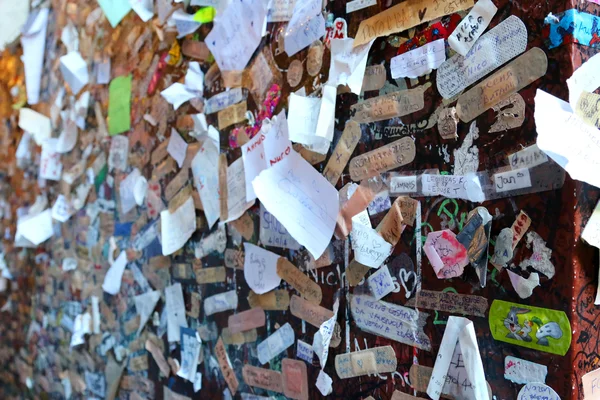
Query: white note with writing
268 0 296 22
161 197 196 256
102 251 127 295
422 173 485 202
508 144 548 170
52 194 75 223
448 0 498 56
427 316 488 400
329 38 375 94
225 158 255 222
535 89 600 189
206 0 266 71
504 356 547 385
134 290 160 336
346 0 377 13
287 93 325 149
390 176 418 193
264 111 292 167
191 139 220 228
120 168 141 215
313 297 339 369
241 126 268 202
129 0 154 22
161 83 197 110
316 370 333 396
19 108 51 145
350 223 392 268
391 39 446 79
204 290 238 316
243 243 281 294
493 168 532 193
284 0 325 56
21 9 49 105
368 265 394 300
567 52 600 108
40 139 63 181
177 327 202 382
167 128 188 168
257 322 295 364
165 283 188 342
582 201 600 305
253 150 339 259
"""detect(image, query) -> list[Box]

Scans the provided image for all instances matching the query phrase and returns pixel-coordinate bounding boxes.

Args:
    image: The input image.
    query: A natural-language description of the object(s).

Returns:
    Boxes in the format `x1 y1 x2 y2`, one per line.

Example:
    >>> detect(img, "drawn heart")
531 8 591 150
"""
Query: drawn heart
399 269 417 299
418 8 427 21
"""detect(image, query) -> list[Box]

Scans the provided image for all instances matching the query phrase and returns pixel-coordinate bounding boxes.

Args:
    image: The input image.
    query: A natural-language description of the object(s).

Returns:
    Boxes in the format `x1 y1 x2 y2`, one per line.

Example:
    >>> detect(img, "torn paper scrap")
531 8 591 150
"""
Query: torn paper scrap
191 139 220 228
284 0 325 56
504 356 547 385
535 89 600 188
19 108 51 145
257 323 295 364
241 126 267 202
313 296 339 369
177 327 202 382
350 223 392 268
204 291 238 316
98 0 131 27
160 196 196 256
21 8 49 105
517 383 560 400
448 0 497 56
243 243 281 295
161 83 197 111
134 290 160 336
253 150 339 259
59 51 89 95
102 251 127 295
391 39 446 79
287 92 329 152
17 209 53 246
165 283 188 342
129 0 154 22
329 38 374 94
567 52 600 108
368 265 394 300
427 316 488 400
507 270 540 299
316 369 333 396
424 230 469 279
519 231 555 279
205 0 266 71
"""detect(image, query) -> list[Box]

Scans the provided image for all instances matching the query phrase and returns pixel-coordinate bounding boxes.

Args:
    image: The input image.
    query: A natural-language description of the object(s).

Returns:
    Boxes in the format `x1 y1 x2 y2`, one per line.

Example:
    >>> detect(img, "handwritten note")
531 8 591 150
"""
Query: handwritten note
390 176 418 194
494 168 532 193
167 129 188 168
348 137 416 181
391 39 445 79
259 203 300 250
421 174 485 202
335 346 397 379
191 139 220 228
204 291 238 316
177 327 201 382
448 0 498 56
297 340 314 363
517 383 560 400
160 197 196 256
165 283 188 342
424 230 469 279
40 139 63 181
508 144 548 170
243 243 281 295
350 223 392 268
253 150 339 259
504 356 547 385
284 0 325 56
351 294 431 351
346 0 377 13
205 0 266 71
368 265 394 300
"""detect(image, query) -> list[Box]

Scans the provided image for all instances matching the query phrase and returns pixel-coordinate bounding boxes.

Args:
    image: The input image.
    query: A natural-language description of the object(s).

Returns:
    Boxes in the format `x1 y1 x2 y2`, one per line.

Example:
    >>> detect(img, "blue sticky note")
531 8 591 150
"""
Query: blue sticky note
97 0 132 28
545 9 600 49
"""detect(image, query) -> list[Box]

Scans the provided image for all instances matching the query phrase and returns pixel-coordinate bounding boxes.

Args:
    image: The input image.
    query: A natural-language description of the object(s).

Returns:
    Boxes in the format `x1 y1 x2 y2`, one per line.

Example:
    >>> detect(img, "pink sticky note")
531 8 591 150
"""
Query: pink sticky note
424 229 469 279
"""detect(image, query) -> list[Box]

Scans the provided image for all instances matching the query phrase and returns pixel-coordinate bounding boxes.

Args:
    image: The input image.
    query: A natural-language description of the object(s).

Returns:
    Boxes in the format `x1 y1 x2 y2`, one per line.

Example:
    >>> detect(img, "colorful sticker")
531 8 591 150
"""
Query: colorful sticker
489 300 571 356
544 9 600 49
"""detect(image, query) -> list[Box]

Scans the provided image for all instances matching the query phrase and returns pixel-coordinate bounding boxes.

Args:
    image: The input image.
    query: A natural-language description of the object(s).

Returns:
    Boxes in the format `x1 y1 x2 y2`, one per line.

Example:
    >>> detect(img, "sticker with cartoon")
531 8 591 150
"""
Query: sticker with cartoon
489 300 571 356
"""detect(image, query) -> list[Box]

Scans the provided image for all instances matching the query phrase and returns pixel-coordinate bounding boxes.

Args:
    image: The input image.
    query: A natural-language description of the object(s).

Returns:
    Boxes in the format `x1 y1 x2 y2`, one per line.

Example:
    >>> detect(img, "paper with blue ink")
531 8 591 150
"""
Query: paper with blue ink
257 322 295 364
284 0 326 56
544 9 600 49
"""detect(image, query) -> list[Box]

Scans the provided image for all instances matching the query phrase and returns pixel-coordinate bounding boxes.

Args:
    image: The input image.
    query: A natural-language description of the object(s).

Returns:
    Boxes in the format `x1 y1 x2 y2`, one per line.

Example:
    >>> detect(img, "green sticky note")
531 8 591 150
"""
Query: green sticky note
108 75 132 136
193 7 216 23
97 0 132 28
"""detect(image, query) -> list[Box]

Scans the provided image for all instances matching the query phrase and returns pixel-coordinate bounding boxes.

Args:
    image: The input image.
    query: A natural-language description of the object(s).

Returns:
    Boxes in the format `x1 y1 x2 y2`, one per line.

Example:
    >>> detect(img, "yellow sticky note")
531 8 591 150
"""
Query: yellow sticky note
194 7 215 23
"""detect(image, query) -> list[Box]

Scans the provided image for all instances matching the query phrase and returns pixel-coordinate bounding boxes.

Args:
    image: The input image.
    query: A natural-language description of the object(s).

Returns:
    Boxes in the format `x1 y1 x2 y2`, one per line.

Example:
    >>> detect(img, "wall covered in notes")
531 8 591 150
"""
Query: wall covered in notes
1 0 600 400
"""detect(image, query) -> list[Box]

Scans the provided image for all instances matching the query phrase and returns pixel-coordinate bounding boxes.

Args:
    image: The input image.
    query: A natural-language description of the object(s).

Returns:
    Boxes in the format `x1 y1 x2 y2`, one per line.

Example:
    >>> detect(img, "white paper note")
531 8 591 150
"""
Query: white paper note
59 51 89 95
191 139 220 228
287 93 325 149
368 265 394 300
567 52 600 108
448 0 498 56
390 176 418 193
264 111 292 167
161 197 196 256
204 290 238 316
427 316 488 400
225 158 254 222
535 89 600 189
51 194 75 223
119 168 140 215
21 8 49 105
313 297 339 369
134 290 160 336
205 0 266 71
165 283 188 342
329 38 375 94
243 243 281 295
253 150 339 259
40 139 63 181
346 0 377 13
161 83 197 110
508 144 548 170
316 370 333 396
177 327 202 382
350 223 392 268
19 108 51 145
422 173 485 202
102 251 127 295
241 128 267 202
268 0 296 22
17 208 53 246
167 128 188 168
284 0 325 56
129 0 154 22
504 356 548 385
391 39 446 79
